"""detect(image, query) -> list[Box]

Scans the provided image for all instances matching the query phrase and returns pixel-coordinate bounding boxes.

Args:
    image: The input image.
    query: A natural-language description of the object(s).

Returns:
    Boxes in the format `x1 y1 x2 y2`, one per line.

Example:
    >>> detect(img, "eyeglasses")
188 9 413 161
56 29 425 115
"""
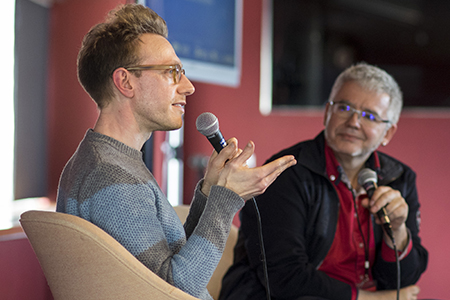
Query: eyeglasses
328 101 390 126
124 64 185 84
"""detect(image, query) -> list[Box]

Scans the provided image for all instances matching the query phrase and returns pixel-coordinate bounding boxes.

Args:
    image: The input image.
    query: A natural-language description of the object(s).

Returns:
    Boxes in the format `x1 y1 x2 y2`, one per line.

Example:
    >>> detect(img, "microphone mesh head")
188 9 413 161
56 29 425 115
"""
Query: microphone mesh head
357 168 377 186
196 112 219 136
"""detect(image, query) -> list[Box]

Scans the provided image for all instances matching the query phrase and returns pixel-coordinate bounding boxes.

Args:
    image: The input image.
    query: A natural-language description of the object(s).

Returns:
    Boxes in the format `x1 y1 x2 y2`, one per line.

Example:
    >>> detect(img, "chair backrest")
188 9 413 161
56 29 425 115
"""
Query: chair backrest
173 205 239 300
20 210 200 300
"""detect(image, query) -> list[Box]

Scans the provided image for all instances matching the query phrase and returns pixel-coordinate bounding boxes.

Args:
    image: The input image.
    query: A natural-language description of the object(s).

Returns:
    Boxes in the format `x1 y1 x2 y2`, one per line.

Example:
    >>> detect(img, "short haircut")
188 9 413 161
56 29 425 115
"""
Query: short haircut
77 4 168 108
329 62 403 125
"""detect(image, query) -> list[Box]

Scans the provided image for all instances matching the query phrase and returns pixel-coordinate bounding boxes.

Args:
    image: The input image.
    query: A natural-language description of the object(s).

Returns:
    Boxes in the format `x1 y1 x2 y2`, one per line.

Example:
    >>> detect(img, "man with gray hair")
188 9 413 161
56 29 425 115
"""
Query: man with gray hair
220 63 428 300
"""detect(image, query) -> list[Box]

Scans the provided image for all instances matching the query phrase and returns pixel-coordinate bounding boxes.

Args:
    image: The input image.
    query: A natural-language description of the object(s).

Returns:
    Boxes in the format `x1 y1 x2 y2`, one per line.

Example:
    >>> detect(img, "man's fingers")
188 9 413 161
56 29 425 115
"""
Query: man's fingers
213 138 238 163
261 155 297 177
370 187 401 213
252 155 297 196
232 141 255 165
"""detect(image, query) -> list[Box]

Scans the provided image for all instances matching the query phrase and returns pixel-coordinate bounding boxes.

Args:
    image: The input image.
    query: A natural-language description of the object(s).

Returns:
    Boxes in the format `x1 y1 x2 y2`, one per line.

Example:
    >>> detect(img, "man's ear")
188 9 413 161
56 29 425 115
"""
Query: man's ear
381 123 398 146
111 68 134 98
323 101 331 126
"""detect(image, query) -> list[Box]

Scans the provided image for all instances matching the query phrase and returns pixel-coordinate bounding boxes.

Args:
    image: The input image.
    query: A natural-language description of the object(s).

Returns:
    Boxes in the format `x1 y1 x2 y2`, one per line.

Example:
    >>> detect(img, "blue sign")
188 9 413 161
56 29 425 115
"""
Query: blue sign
140 0 242 87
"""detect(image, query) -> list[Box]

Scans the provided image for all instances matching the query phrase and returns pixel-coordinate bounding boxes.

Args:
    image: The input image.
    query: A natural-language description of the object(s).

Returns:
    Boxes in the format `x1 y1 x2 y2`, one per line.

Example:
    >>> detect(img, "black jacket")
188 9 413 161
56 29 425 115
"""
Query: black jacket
220 132 428 300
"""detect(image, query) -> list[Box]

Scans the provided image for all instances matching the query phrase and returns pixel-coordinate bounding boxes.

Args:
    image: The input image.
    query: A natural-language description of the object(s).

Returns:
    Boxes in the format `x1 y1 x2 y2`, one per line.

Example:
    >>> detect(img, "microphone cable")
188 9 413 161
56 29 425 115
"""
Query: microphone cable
196 113 271 298
377 207 400 300
377 211 400 300
394 241 400 300
378 213 400 300
251 197 272 300
386 231 400 300
373 210 401 300
358 168 401 299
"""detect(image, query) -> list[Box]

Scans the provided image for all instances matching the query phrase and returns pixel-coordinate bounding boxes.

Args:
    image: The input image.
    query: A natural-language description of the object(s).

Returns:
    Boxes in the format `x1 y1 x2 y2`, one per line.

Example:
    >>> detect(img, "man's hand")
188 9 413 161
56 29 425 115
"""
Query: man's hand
201 138 296 200
360 186 409 249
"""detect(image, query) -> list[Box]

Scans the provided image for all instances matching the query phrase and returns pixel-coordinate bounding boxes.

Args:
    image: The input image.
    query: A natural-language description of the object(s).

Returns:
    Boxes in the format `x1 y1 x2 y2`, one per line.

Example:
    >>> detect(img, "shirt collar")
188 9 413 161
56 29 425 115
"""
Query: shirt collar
324 141 381 188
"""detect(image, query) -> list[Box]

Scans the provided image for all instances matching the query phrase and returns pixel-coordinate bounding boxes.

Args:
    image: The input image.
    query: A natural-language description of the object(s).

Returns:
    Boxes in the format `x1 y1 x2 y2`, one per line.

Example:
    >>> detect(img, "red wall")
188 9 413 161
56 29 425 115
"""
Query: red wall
47 0 127 201
0 232 53 299
47 0 449 298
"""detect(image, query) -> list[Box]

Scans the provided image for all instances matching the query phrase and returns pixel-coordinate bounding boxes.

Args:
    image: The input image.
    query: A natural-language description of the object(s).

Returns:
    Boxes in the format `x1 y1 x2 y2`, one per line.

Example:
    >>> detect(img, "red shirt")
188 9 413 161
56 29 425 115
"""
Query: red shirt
318 143 412 300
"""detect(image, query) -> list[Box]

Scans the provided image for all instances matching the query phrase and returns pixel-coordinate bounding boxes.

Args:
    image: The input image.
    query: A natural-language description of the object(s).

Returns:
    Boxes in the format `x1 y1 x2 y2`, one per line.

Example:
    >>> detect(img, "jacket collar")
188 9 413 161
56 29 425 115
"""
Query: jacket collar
297 131 328 177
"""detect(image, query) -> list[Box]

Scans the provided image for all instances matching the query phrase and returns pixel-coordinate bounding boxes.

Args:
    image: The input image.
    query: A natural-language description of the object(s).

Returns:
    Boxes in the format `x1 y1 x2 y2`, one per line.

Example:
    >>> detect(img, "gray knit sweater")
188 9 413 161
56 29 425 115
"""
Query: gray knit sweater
56 129 244 300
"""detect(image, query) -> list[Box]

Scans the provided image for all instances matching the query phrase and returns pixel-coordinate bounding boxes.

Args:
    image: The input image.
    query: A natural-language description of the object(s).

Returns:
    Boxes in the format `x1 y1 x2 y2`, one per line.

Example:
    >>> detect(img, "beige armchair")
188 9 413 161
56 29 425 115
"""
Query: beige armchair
20 207 238 300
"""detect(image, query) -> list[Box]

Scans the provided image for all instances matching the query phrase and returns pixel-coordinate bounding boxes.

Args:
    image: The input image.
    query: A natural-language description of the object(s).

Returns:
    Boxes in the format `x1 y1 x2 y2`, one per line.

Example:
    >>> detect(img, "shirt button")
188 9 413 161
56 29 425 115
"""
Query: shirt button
359 243 364 248
330 175 336 181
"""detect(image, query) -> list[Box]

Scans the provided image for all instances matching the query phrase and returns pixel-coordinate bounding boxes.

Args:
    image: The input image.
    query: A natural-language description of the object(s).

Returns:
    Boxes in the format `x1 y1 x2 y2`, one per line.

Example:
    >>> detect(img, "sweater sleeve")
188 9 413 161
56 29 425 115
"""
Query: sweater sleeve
171 185 244 299
82 168 243 300
183 180 209 238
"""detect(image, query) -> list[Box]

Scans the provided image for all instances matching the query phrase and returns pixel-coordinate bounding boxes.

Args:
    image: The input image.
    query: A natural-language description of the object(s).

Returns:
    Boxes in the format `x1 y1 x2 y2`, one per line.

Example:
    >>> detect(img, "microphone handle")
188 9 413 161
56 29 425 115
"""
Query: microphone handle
376 207 391 225
365 184 390 223
366 184 395 241
207 131 227 153
366 186 375 199
377 207 395 241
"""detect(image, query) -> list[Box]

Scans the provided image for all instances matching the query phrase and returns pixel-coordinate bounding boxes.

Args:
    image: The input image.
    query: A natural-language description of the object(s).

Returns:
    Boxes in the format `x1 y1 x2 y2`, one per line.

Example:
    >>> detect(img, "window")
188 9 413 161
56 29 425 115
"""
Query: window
1 0 51 230
0 0 16 230
261 0 450 113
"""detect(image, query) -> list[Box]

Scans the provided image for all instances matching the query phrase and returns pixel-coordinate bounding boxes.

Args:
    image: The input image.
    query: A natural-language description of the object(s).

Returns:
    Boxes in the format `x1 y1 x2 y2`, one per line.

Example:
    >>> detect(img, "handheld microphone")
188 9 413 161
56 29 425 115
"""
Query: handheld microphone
196 112 227 153
197 112 272 299
358 168 394 241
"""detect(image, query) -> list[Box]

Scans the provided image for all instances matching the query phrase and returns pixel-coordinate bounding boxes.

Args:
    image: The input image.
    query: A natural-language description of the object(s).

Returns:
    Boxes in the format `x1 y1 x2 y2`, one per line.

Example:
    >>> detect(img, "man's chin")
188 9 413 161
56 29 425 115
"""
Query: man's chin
331 145 367 159
170 122 183 131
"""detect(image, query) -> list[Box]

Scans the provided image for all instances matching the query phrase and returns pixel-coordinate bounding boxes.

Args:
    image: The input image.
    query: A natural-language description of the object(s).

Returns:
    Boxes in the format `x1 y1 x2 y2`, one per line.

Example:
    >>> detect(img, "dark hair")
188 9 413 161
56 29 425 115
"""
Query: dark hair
77 4 168 108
